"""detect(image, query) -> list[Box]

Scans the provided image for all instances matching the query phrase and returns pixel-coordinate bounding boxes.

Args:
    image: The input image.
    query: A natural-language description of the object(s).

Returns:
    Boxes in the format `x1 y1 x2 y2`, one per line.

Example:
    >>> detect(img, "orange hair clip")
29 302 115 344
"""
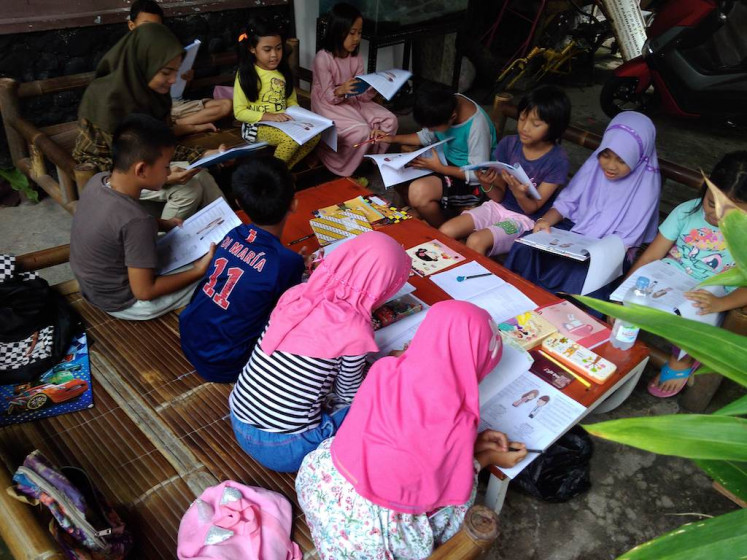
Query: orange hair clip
238 33 248 42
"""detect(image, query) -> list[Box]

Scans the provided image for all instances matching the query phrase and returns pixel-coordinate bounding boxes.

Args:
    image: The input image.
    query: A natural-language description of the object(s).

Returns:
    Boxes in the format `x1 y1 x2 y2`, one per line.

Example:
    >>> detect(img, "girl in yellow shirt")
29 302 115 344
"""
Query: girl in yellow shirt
234 17 320 169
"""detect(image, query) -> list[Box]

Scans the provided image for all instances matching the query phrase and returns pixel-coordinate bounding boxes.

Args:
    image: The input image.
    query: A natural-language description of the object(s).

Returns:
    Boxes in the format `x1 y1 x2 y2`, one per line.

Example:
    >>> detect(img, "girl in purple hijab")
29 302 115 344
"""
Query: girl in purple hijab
505 111 661 296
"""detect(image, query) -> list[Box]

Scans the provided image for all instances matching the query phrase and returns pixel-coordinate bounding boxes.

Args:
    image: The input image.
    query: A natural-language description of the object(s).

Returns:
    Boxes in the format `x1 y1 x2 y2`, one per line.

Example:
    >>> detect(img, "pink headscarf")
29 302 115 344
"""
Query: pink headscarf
331 301 503 514
553 111 661 248
260 231 411 358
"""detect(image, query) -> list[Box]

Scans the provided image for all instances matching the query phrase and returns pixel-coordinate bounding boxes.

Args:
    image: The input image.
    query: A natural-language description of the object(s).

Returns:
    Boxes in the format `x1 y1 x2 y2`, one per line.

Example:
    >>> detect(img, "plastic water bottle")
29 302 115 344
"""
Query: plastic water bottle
610 276 650 350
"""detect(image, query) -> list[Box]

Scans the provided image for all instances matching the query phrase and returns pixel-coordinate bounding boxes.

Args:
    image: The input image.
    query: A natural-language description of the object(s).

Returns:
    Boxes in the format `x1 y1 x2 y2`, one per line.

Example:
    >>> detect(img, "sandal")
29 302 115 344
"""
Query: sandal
647 363 692 398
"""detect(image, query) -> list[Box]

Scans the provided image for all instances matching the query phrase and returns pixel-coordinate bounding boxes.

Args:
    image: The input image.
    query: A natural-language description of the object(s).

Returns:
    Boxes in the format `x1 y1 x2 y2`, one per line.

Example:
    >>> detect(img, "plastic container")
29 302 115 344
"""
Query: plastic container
610 276 650 350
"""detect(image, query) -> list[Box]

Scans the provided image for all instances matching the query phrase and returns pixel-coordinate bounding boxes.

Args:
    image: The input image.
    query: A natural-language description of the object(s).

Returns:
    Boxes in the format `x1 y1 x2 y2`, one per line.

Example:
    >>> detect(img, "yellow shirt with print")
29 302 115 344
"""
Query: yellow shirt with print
233 65 299 124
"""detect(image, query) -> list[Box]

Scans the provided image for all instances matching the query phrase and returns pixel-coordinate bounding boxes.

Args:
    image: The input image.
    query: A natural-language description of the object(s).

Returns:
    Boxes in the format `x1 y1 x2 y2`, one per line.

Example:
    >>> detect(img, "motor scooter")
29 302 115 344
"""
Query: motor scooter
600 0 747 119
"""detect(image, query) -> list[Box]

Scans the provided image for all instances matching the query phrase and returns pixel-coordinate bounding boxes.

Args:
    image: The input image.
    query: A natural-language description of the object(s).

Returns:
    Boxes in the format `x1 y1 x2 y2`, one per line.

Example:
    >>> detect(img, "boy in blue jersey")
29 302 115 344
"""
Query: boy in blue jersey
179 157 305 382
382 83 497 228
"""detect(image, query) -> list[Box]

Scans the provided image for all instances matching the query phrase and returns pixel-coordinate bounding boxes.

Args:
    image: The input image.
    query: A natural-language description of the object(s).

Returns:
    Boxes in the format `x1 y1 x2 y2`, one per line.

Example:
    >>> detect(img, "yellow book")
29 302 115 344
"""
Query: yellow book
309 208 372 246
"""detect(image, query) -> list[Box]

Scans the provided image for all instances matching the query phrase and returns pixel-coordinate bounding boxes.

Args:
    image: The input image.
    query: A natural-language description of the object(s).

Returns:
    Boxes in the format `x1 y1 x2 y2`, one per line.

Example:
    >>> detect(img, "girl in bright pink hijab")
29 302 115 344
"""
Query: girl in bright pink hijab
229 231 411 472
296 301 528 559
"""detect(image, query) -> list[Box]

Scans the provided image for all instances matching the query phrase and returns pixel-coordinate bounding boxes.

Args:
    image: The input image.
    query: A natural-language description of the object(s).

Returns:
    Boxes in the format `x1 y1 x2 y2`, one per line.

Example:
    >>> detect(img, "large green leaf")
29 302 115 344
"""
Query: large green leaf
698 266 746 288
718 196 747 273
582 415 747 461
0 167 37 203
694 459 747 503
715 394 747 416
575 297 747 387
618 508 747 560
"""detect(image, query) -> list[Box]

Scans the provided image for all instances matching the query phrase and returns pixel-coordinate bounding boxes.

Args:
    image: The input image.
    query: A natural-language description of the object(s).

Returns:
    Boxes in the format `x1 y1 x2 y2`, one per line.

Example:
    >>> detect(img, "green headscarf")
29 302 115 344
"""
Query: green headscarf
78 23 184 133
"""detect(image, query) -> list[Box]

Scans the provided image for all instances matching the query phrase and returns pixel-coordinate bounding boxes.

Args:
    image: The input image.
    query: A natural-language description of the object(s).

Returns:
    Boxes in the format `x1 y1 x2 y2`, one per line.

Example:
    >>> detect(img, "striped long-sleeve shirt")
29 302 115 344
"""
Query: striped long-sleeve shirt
229 328 366 434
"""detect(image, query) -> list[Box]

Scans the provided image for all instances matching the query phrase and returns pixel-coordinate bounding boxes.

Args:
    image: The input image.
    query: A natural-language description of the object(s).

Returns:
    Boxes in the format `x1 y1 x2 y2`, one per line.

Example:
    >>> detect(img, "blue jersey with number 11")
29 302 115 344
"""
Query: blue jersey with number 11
179 224 304 383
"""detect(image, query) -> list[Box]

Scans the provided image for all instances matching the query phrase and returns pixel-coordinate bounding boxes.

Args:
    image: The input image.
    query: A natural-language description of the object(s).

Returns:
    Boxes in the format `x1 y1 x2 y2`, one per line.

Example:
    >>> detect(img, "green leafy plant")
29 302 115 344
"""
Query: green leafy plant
0 167 38 203
577 177 747 559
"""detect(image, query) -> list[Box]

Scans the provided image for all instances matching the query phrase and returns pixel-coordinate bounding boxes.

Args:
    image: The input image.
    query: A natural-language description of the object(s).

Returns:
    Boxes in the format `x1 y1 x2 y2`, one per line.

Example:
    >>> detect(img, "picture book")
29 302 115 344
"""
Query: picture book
186 142 268 170
516 229 626 295
347 68 412 101
528 350 575 390
462 161 540 200
309 208 372 246
536 300 610 349
260 106 337 150
314 196 385 224
498 311 558 350
610 260 726 326
157 198 242 274
366 138 453 188
171 39 200 99
541 334 617 384
364 195 412 225
406 240 465 276
0 333 93 427
372 293 426 331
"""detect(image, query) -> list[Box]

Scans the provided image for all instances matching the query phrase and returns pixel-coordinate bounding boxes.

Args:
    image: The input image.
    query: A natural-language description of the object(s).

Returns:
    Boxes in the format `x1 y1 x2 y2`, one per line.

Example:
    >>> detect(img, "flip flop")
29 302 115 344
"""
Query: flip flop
648 363 692 398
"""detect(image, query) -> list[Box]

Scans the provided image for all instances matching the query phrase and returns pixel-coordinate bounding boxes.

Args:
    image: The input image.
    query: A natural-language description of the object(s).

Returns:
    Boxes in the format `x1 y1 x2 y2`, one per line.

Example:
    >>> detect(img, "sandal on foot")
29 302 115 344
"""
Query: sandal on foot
648 364 692 398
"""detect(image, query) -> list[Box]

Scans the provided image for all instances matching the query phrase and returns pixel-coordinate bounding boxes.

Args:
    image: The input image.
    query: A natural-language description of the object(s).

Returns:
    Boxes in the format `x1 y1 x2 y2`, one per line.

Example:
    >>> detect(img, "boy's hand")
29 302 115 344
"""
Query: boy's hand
388 342 410 357
533 218 551 234
194 243 216 275
502 170 529 195
370 129 391 142
261 112 293 122
335 77 362 97
410 149 442 172
298 246 316 271
167 166 201 186
202 144 228 159
158 217 183 232
684 289 722 315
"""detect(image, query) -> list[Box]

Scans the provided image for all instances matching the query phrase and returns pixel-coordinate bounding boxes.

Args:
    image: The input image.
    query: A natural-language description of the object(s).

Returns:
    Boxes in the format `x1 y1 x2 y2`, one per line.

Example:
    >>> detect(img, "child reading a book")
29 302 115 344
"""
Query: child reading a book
440 86 571 256
383 83 497 227
179 158 306 383
311 2 398 177
296 301 528 559
505 111 661 297
70 114 215 320
234 17 321 169
127 0 233 130
229 231 410 472
73 23 225 221
626 151 747 397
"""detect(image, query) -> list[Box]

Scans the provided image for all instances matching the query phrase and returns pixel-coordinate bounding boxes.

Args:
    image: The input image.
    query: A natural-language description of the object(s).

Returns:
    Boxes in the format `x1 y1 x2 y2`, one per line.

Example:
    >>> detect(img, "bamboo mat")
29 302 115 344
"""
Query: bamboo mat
0 293 314 557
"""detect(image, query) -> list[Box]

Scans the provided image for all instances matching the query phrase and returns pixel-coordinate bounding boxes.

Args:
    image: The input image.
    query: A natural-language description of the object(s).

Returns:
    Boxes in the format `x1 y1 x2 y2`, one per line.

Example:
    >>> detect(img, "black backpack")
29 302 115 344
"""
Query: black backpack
0 255 82 384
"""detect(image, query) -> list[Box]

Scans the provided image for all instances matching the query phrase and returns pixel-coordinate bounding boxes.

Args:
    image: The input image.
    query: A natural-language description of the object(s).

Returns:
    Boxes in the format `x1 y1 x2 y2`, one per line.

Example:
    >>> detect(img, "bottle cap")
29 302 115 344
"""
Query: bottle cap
635 276 650 290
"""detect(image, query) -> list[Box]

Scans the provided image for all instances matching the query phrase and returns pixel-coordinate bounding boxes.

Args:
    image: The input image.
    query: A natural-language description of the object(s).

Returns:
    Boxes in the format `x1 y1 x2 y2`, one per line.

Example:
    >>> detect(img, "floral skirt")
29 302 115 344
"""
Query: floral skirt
296 438 477 560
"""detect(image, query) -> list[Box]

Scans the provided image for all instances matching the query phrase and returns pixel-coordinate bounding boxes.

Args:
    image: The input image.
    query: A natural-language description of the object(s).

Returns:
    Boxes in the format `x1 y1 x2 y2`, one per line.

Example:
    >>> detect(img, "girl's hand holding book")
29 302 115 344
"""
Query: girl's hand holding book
335 77 362 97
502 169 530 196
533 217 551 234
684 289 722 314
261 112 293 122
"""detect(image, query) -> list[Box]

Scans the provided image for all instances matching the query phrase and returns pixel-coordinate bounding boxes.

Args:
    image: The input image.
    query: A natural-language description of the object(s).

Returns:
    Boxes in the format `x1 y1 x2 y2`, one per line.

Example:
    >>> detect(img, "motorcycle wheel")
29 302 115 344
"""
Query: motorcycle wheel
600 76 650 118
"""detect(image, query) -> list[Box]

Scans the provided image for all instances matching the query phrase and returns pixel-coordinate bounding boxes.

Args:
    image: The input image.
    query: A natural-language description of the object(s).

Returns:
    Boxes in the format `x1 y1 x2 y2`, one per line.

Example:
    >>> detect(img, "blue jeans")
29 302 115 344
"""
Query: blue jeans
230 407 350 473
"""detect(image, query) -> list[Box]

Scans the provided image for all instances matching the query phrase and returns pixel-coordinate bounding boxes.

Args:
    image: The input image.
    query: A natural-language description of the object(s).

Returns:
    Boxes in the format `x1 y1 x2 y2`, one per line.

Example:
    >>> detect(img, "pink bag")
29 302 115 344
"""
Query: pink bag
212 86 234 100
177 481 302 560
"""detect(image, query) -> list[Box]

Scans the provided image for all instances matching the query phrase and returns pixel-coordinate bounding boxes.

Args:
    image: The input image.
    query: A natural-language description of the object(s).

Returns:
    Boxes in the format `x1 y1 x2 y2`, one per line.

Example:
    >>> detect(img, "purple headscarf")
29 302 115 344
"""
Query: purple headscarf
553 111 661 248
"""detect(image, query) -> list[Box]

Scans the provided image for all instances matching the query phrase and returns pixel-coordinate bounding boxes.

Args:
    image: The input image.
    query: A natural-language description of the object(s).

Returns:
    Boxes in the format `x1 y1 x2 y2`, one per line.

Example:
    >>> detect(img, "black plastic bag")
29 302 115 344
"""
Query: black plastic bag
513 426 594 502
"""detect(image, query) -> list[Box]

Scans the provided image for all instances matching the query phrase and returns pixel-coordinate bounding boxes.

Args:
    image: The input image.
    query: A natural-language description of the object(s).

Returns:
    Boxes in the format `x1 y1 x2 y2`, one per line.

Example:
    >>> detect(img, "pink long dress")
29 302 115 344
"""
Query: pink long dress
311 50 398 177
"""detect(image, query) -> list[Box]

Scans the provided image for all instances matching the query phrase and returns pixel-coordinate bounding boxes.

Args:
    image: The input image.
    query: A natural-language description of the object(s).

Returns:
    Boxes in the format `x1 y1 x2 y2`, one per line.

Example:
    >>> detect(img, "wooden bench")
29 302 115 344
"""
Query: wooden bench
0 39 305 215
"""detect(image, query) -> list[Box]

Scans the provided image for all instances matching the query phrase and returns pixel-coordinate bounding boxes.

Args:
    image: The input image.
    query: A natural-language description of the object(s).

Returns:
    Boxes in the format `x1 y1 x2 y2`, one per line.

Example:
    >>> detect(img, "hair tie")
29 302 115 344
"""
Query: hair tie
238 33 248 42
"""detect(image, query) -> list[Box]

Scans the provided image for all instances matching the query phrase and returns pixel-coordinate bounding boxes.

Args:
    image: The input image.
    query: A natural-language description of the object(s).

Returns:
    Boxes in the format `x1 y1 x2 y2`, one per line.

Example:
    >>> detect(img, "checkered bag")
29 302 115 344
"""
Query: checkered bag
0 254 82 384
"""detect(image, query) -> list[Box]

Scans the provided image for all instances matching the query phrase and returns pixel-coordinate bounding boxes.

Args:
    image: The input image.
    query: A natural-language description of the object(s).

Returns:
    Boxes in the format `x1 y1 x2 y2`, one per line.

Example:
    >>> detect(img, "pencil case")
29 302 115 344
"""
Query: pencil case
540 334 616 384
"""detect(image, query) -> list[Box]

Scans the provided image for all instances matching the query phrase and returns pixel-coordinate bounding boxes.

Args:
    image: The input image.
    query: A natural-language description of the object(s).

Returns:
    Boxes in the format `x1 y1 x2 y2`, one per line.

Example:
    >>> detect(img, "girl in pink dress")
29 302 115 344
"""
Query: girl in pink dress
312 3 399 177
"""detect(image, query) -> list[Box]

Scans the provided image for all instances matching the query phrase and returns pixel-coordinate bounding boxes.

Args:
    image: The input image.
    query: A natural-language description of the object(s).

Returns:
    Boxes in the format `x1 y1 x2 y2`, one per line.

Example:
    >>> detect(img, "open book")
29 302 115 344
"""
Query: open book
347 68 412 101
610 260 726 326
366 138 453 188
157 198 241 274
516 229 626 295
462 161 541 200
186 142 268 170
171 40 200 99
259 106 337 150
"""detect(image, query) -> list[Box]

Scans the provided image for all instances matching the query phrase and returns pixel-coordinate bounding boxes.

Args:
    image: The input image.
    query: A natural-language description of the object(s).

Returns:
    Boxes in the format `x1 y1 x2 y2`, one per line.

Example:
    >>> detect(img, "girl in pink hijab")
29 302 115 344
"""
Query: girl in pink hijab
229 231 411 472
296 301 528 559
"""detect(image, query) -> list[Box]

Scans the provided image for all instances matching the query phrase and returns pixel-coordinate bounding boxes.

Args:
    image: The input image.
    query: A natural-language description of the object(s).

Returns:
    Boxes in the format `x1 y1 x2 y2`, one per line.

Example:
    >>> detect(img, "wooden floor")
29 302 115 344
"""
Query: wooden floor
0 293 314 558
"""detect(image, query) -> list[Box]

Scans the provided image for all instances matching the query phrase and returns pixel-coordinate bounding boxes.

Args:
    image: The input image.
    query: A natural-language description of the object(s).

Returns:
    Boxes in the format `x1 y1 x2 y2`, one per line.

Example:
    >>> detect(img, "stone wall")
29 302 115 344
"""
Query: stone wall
0 5 291 167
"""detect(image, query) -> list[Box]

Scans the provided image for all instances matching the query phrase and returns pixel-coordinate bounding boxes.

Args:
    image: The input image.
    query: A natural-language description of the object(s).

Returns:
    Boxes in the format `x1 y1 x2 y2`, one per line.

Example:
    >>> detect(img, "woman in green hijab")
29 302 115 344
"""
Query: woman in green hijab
73 23 223 220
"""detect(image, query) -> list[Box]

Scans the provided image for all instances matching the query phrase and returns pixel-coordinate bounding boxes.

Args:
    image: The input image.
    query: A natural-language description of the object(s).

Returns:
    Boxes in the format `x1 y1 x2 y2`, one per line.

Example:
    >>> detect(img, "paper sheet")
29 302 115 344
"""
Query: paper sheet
354 68 411 101
157 198 241 273
371 309 428 359
581 234 625 295
366 138 453 188
479 343 534 407
479 370 587 478
468 285 537 324
260 106 337 150
171 40 200 99
462 161 540 199
430 262 505 300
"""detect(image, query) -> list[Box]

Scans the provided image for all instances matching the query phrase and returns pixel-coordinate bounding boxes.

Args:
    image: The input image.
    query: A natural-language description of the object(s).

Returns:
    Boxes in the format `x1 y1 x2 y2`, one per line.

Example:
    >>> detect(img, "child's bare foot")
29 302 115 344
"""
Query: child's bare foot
648 356 693 398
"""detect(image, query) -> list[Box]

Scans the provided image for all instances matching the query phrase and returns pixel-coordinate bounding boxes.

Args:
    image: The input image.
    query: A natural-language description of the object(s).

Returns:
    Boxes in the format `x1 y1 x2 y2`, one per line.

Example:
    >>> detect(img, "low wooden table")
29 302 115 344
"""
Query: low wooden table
283 178 650 512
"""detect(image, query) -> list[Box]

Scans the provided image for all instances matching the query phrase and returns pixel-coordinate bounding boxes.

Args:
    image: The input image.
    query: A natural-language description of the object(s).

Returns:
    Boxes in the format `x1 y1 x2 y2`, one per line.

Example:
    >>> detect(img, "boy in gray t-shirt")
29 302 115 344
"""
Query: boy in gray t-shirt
70 114 216 320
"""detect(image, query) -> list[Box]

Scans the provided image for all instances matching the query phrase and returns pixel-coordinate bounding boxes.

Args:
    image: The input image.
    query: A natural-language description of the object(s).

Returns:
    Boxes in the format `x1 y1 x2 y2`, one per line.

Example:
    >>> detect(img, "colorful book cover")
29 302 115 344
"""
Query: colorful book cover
406 240 465 276
540 334 617 384
536 300 611 349
314 196 386 225
498 312 558 350
372 294 425 331
309 208 372 246
0 333 93 426
528 350 575 389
